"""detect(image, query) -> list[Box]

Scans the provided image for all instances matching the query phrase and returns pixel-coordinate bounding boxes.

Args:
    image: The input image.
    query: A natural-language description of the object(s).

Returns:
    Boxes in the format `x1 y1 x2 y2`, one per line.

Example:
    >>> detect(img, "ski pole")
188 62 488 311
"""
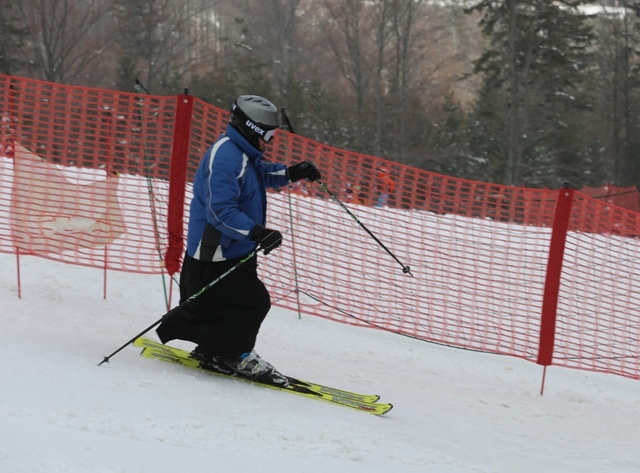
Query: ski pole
279 108 410 275
316 180 412 276
133 78 172 308
98 247 261 365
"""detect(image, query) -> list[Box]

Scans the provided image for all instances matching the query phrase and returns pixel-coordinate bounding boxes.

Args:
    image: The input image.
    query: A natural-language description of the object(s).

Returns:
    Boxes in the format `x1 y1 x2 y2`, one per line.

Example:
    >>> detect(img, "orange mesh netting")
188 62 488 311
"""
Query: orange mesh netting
1 75 639 381
580 183 640 213
11 143 126 253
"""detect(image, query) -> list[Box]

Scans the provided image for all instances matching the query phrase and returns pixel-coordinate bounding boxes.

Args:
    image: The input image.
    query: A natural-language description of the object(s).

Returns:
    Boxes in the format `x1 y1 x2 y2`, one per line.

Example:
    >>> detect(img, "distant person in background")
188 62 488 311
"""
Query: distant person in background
344 180 363 205
374 167 395 207
156 95 320 386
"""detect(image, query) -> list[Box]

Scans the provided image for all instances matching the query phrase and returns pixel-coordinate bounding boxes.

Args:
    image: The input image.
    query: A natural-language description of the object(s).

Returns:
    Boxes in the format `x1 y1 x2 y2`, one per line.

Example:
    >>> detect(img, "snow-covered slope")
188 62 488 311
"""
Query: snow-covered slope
1 254 638 473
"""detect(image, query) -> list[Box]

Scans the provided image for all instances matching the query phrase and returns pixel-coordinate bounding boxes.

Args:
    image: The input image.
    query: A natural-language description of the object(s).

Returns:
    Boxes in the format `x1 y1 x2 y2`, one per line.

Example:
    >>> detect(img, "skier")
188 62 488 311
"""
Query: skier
156 95 321 386
374 167 395 207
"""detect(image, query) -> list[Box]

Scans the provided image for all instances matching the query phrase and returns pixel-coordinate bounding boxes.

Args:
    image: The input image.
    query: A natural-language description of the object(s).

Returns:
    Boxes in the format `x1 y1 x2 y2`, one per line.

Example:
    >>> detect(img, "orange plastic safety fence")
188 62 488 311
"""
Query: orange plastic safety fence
0 75 176 272
580 183 640 213
1 75 639 381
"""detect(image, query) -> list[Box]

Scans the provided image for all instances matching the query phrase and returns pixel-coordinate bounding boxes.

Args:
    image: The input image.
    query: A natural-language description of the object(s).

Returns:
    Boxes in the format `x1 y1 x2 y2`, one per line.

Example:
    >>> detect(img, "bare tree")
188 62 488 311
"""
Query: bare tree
0 1 29 74
234 0 304 89
370 0 393 155
387 0 426 158
15 0 117 85
114 0 222 93
319 0 466 159
322 0 376 145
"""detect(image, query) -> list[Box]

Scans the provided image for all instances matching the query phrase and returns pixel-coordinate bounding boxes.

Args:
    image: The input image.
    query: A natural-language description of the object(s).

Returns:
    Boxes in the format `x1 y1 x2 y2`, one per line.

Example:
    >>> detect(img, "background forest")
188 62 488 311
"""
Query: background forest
1 0 639 189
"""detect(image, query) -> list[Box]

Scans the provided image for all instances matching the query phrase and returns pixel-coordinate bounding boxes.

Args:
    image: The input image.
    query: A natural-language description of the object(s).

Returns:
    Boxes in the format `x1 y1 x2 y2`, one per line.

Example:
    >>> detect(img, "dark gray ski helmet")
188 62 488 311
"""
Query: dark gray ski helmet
229 95 279 148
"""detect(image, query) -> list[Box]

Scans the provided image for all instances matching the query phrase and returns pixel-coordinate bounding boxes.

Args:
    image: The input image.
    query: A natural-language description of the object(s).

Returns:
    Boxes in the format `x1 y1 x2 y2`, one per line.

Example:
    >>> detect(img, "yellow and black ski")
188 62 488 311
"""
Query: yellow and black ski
133 337 392 416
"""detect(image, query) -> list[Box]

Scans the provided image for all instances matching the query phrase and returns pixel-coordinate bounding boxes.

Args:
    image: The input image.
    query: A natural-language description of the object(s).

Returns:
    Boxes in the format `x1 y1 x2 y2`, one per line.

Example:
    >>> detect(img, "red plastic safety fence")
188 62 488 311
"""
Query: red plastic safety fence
1 75 639 382
580 183 640 214
0 75 177 273
553 192 640 378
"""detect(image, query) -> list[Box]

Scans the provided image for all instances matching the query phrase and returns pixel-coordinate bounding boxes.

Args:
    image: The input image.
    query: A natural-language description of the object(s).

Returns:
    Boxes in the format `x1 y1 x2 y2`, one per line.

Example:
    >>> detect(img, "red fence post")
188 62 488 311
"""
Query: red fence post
164 93 194 276
536 186 574 366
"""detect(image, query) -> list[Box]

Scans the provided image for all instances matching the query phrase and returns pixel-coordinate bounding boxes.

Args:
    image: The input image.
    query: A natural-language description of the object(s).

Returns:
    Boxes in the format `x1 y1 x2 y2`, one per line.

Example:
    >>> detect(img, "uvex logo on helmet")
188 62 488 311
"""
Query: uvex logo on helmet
245 119 268 137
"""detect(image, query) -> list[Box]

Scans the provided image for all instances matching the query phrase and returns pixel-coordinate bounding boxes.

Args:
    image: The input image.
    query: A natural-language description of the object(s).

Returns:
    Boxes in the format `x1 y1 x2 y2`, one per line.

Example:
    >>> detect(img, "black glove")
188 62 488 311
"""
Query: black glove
250 225 283 255
286 160 321 183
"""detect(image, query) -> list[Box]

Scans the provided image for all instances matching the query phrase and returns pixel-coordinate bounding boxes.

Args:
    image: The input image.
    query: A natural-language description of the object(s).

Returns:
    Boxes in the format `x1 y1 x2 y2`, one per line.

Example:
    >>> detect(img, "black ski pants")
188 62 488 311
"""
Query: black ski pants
156 253 271 359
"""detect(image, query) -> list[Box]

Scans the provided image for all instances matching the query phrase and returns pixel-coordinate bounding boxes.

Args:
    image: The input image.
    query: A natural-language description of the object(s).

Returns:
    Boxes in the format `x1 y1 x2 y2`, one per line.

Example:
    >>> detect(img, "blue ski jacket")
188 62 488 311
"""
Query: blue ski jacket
186 124 290 261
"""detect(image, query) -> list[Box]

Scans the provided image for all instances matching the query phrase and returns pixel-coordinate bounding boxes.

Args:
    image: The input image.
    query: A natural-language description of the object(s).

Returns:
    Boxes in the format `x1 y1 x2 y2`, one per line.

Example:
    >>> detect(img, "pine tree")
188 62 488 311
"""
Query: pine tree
592 2 640 188
465 0 599 188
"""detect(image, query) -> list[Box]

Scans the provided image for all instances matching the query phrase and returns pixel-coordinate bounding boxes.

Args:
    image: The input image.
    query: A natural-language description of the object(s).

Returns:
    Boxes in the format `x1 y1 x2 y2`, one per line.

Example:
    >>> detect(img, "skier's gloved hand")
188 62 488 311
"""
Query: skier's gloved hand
286 160 321 183
250 225 283 255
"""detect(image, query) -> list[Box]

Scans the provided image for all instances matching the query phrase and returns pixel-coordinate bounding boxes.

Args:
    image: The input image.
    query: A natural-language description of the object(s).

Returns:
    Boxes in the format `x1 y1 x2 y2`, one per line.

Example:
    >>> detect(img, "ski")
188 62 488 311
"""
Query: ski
133 337 381 403
133 338 392 416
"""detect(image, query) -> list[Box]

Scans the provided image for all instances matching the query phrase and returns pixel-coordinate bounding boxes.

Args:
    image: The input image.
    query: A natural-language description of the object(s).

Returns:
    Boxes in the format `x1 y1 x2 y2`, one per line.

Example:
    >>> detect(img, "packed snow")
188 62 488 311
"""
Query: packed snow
1 252 638 473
